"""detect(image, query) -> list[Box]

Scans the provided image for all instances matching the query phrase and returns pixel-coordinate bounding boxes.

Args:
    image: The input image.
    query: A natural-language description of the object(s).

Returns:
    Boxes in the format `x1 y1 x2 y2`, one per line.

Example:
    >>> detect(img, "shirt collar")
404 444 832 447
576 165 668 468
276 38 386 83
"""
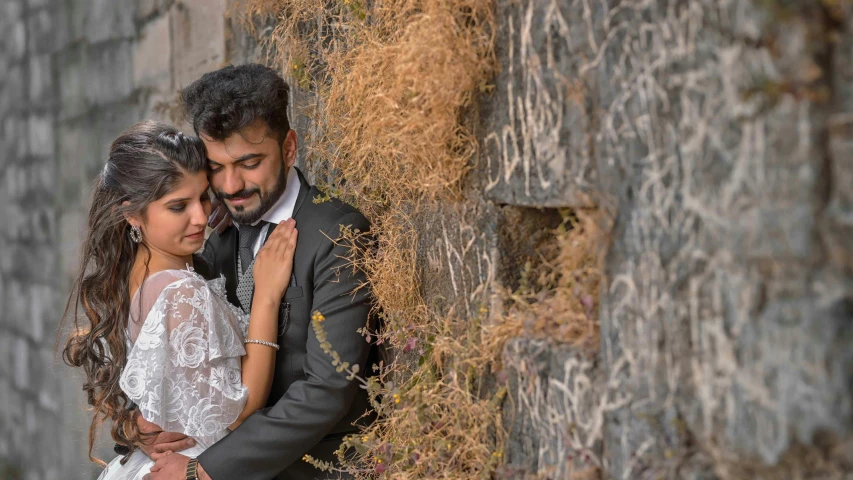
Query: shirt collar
236 166 302 228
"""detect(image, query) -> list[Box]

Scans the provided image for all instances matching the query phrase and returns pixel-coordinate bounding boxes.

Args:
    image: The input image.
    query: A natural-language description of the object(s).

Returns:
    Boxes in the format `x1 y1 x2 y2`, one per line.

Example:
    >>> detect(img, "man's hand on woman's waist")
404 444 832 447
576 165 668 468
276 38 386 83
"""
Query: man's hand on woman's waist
136 414 196 460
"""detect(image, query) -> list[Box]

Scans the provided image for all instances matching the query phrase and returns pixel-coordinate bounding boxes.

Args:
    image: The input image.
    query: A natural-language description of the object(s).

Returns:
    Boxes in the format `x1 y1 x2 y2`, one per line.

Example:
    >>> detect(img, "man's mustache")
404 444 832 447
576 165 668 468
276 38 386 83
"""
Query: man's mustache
217 188 260 200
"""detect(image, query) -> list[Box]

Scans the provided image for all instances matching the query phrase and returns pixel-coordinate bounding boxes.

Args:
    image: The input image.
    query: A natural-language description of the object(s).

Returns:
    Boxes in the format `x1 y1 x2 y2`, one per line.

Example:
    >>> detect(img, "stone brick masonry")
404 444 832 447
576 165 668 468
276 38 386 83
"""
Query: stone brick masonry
0 0 230 477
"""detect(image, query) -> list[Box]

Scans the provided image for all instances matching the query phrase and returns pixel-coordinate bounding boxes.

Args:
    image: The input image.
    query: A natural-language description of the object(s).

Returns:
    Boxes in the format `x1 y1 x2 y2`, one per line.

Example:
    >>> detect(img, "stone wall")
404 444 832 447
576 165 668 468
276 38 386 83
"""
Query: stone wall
278 1 853 478
492 1 853 478
0 0 238 477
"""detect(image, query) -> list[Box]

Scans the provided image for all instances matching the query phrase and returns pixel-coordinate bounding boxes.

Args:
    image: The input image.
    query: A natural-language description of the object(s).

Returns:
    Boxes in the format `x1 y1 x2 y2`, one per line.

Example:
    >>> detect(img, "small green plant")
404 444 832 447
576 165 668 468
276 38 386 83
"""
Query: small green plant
312 184 342 204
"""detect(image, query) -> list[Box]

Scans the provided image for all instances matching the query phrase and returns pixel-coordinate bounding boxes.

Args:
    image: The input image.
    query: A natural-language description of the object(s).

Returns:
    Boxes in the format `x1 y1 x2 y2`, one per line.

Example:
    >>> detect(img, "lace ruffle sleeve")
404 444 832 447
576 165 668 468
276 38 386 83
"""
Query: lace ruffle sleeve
119 271 248 439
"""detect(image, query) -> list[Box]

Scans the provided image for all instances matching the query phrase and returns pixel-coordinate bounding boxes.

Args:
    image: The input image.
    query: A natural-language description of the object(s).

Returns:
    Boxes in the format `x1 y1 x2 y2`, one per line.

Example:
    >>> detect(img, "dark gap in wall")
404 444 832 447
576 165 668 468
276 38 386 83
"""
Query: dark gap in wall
496 205 564 294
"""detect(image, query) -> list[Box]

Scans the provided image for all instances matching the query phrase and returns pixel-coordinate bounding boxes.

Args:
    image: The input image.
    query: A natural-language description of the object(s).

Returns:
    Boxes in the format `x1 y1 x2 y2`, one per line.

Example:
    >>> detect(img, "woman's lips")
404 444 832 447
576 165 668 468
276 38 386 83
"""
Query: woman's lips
186 230 205 240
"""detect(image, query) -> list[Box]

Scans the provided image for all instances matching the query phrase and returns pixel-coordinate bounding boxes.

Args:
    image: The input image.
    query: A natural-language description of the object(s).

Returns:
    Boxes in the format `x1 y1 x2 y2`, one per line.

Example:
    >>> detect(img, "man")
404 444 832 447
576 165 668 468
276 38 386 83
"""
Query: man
141 64 378 480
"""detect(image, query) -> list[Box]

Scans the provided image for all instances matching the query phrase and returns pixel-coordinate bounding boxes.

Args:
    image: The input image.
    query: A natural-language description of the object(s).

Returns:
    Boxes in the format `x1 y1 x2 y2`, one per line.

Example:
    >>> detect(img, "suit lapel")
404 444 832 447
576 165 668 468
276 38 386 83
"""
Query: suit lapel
291 168 311 219
217 227 241 307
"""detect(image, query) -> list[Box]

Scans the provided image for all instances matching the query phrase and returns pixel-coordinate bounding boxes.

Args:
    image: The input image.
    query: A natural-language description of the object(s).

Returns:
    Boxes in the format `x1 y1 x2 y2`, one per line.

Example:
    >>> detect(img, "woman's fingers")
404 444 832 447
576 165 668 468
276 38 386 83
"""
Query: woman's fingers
255 219 296 267
267 233 284 258
253 219 298 301
271 219 295 239
282 227 297 259
260 220 294 253
270 220 296 256
287 229 298 253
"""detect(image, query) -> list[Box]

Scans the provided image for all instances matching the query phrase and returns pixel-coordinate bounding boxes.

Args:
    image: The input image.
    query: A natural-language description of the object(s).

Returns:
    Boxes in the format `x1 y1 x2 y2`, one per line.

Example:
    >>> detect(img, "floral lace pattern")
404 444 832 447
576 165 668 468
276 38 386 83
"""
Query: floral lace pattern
119 269 250 446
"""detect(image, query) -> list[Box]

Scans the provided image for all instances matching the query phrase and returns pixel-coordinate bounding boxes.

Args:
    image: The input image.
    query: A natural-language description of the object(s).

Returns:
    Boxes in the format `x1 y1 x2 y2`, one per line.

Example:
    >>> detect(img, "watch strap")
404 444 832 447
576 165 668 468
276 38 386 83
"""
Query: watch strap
186 458 199 480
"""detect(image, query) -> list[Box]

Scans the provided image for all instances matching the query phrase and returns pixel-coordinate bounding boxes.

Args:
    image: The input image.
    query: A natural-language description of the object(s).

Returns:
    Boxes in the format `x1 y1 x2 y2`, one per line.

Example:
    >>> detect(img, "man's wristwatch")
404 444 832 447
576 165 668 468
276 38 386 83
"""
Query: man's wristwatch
186 458 200 480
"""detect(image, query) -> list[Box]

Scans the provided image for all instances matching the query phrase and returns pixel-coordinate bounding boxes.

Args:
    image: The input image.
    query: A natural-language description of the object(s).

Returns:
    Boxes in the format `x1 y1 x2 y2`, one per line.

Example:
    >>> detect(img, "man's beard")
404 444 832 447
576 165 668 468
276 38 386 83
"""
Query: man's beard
216 165 288 225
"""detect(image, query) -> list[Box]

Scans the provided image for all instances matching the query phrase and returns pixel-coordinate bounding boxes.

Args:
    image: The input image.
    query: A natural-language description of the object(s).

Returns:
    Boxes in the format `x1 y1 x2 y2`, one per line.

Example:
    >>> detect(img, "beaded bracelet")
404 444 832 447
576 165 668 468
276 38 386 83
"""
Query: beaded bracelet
245 339 280 351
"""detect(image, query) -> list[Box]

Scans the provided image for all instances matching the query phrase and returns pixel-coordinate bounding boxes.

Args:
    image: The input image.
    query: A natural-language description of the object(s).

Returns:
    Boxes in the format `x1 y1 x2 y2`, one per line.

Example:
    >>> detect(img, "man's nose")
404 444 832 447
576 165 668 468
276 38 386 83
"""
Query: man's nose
221 169 245 195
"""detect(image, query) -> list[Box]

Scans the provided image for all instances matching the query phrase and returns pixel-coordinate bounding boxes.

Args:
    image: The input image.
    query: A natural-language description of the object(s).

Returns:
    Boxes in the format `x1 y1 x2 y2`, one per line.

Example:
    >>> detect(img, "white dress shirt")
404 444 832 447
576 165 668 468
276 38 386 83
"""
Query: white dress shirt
236 167 301 257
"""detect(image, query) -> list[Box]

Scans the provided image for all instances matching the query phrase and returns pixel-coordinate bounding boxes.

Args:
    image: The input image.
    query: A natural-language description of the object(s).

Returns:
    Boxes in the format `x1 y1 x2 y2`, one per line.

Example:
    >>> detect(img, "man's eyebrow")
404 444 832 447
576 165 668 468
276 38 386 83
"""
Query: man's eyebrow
233 153 263 163
207 153 263 166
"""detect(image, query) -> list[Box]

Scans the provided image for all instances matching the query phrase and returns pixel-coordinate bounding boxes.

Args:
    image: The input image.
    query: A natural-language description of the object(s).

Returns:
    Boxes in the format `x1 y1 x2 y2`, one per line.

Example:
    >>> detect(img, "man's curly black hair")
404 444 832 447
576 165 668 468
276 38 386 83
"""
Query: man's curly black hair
181 64 291 141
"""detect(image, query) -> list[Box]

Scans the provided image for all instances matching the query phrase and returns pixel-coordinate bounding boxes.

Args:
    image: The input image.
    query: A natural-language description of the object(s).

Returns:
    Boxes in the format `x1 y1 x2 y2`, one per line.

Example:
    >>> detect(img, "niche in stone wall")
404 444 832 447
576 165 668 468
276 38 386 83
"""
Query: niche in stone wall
496 205 601 349
496 206 564 293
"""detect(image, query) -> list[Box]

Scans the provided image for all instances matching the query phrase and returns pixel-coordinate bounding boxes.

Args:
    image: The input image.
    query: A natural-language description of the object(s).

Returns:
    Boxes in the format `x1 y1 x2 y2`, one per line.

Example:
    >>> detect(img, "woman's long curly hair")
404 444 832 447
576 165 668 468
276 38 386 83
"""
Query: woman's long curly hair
60 120 207 465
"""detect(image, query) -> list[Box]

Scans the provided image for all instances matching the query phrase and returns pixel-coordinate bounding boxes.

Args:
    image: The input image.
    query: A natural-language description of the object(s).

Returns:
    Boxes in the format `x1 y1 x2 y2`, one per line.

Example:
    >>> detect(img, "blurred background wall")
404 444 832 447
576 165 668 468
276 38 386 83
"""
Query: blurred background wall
1 1 852 479
0 1 251 477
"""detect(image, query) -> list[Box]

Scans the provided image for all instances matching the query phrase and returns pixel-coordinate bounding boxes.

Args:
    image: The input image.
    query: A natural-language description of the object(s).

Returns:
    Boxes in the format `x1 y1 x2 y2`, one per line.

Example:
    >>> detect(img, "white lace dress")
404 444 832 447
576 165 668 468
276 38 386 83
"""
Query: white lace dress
98 268 250 480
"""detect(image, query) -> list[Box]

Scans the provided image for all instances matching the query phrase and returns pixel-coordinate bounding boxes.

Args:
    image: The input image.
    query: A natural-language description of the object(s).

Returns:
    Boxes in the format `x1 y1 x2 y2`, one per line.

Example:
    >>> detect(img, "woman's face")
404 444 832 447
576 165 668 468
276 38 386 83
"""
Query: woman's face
134 171 212 257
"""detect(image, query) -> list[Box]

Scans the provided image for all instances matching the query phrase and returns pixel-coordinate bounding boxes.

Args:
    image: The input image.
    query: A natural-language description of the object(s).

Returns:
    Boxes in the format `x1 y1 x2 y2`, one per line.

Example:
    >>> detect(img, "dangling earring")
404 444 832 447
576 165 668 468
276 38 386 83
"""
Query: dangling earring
129 225 142 243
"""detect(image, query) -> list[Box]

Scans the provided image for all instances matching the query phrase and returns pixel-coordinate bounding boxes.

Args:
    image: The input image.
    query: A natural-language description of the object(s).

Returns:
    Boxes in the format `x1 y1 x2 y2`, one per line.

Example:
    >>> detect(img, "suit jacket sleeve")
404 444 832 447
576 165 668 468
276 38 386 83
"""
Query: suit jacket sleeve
198 212 374 480
193 236 217 279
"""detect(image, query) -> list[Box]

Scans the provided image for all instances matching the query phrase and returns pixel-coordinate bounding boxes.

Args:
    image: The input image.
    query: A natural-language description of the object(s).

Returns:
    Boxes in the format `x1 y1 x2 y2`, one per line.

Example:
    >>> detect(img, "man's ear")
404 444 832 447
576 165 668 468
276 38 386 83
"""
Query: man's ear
282 130 298 168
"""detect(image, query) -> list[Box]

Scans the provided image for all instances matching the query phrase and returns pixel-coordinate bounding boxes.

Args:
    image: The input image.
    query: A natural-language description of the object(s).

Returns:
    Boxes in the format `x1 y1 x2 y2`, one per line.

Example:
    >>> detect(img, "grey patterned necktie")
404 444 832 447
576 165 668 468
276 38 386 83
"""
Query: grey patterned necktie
238 222 266 274
236 222 266 312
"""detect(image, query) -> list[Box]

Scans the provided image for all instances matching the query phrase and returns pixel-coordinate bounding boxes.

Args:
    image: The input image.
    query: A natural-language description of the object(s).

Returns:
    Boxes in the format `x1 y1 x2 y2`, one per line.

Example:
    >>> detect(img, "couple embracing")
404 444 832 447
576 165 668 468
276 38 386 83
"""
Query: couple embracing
62 64 379 480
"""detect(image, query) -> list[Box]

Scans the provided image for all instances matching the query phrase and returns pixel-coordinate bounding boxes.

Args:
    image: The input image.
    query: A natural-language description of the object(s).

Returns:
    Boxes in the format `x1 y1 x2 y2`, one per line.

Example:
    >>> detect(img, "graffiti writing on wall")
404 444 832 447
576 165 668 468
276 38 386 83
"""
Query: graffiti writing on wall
481 0 595 208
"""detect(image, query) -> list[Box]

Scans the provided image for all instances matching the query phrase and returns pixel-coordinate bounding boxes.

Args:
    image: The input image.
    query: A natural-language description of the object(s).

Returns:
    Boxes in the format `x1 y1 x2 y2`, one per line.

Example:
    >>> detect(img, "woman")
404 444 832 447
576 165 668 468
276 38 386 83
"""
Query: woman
61 120 296 479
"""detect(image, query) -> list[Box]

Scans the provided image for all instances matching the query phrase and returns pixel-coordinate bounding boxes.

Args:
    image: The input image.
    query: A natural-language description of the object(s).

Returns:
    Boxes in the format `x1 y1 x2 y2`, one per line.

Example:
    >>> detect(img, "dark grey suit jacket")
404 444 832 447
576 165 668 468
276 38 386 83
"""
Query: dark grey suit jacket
194 168 378 479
